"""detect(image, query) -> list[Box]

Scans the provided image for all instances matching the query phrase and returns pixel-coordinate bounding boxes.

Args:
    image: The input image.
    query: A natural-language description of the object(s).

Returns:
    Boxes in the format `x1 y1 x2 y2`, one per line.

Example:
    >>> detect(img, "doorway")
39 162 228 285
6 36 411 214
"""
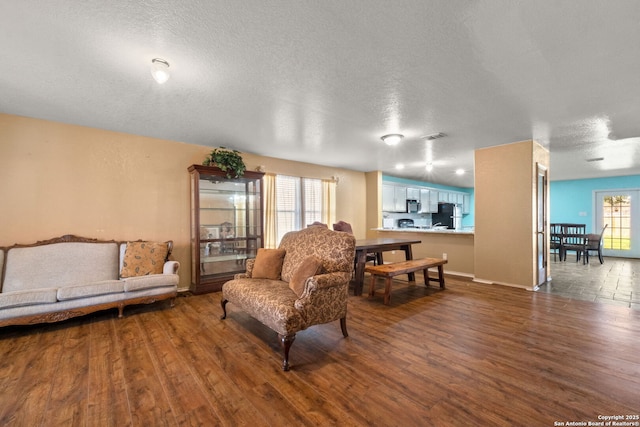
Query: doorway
595 190 640 258
536 164 548 288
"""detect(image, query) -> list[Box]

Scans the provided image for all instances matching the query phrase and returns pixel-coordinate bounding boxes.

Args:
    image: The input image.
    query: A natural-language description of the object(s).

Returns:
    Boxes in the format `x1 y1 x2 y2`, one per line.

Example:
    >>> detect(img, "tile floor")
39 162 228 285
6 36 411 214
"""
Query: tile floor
538 255 640 310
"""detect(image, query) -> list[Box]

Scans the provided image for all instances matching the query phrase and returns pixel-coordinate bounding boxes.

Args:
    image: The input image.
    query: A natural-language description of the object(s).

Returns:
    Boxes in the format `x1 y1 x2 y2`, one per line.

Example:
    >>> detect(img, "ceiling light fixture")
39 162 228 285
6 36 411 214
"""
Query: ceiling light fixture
151 58 170 84
381 134 404 146
425 163 433 172
455 169 465 175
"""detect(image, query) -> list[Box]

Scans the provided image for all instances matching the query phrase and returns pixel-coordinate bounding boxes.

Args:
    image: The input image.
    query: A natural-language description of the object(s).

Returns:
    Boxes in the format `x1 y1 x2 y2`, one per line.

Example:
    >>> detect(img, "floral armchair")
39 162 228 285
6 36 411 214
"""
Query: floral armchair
221 226 356 370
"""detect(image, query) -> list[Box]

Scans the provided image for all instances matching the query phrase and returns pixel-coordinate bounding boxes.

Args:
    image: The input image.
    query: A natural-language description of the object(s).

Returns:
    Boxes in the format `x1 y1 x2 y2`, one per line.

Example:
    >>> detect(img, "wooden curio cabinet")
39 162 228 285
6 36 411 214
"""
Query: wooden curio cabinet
188 164 264 294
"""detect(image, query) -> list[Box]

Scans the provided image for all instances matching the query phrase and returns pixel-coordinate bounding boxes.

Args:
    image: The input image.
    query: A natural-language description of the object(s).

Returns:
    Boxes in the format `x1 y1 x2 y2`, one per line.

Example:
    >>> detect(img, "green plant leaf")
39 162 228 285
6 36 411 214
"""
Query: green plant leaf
203 147 246 178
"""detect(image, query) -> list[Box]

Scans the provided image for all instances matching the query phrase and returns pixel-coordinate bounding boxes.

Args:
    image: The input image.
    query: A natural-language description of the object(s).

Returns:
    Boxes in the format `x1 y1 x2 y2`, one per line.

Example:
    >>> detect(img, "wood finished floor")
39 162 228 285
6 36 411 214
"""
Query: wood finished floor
1 276 639 426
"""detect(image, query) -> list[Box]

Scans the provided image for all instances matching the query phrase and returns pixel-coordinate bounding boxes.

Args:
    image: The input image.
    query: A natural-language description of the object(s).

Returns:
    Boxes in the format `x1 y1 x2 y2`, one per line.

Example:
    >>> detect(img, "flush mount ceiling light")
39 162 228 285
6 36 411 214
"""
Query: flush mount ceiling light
151 58 170 84
455 169 465 175
381 134 404 146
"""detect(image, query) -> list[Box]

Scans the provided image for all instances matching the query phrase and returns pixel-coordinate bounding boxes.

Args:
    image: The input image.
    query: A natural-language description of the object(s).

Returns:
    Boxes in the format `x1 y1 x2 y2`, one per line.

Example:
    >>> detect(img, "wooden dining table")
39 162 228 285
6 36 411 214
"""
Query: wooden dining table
352 238 422 295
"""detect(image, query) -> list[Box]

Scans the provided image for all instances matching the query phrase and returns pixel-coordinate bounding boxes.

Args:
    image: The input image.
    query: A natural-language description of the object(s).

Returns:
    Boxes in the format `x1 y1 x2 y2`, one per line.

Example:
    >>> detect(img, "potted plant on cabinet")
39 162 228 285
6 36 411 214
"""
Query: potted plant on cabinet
203 147 246 179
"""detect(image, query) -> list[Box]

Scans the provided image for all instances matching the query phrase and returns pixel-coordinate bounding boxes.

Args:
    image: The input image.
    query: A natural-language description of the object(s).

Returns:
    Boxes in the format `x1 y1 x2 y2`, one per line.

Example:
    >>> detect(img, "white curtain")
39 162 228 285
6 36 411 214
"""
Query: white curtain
263 173 277 248
322 179 336 227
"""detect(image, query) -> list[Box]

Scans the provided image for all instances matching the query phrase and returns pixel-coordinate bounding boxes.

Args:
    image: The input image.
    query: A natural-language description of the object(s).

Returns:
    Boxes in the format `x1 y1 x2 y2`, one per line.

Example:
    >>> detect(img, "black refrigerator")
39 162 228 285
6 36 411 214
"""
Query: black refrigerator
432 203 455 229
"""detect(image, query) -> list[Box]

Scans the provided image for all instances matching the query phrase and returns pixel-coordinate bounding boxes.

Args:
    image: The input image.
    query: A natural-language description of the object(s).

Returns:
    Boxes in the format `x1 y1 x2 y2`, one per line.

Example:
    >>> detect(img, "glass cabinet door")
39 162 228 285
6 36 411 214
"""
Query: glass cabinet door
188 165 264 294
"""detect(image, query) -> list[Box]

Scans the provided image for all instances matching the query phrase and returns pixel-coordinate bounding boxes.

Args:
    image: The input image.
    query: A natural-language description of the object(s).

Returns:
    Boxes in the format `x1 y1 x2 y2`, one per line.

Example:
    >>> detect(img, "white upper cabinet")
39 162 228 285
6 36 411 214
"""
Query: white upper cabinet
419 189 438 213
463 194 471 214
383 181 471 215
394 186 407 211
382 184 395 212
382 184 408 212
406 187 420 200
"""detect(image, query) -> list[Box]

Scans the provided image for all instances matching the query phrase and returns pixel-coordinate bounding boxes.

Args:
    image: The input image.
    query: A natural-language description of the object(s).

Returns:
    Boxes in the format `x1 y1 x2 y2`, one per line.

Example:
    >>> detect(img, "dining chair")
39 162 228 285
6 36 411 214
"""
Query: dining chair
583 224 608 264
550 223 563 261
333 221 378 265
560 224 587 263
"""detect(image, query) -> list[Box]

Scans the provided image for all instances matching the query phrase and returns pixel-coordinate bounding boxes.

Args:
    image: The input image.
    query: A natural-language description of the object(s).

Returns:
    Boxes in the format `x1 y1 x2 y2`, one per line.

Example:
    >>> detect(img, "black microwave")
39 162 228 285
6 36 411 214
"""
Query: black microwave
406 199 420 213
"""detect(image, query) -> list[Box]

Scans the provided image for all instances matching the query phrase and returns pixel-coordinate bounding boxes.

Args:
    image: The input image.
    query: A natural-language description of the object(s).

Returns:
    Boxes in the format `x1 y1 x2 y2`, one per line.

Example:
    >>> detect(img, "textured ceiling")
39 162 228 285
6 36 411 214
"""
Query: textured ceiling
2 0 640 187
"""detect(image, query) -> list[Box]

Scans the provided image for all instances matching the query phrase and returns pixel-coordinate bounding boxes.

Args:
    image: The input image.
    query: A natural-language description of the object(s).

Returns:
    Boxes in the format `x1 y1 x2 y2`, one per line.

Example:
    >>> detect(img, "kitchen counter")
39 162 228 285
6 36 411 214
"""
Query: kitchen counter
375 228 474 235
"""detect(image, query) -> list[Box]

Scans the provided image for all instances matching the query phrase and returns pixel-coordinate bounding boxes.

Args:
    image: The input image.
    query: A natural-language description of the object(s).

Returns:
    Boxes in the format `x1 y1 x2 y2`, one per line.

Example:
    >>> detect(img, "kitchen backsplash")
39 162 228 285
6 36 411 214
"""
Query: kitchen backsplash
382 212 431 228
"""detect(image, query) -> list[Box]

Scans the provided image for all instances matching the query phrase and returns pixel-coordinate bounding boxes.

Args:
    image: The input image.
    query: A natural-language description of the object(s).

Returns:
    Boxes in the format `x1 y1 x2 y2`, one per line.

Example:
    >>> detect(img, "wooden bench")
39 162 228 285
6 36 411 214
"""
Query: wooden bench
365 258 448 305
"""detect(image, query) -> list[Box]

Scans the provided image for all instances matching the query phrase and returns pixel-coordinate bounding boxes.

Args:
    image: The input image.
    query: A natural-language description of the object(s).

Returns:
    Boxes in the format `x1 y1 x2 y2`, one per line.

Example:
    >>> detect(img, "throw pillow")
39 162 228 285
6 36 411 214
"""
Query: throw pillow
251 248 286 280
121 241 169 278
289 256 322 297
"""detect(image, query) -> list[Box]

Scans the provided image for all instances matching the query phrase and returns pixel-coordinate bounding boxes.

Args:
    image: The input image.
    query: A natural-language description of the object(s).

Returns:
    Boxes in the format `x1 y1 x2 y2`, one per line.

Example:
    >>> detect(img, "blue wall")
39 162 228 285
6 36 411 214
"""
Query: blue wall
550 175 640 233
382 175 475 227
382 174 640 232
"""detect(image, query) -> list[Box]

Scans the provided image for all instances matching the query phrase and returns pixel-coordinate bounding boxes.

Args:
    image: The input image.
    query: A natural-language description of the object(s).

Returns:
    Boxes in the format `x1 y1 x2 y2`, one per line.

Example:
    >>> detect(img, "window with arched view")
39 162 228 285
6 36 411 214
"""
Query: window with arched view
602 195 631 250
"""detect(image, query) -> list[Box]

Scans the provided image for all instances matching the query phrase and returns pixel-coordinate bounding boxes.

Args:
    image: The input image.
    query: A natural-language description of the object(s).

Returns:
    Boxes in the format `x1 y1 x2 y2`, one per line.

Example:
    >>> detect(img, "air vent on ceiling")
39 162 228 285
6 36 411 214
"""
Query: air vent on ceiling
586 157 604 162
423 132 446 140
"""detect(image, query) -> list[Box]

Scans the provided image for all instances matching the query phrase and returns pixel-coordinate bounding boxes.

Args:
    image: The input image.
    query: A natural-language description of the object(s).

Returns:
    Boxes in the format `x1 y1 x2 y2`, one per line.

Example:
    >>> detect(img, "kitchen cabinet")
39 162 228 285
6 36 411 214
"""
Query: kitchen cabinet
438 191 450 202
406 187 420 200
394 186 407 211
188 164 264 294
419 189 438 213
382 184 395 212
463 194 471 214
382 180 472 216
382 184 408 212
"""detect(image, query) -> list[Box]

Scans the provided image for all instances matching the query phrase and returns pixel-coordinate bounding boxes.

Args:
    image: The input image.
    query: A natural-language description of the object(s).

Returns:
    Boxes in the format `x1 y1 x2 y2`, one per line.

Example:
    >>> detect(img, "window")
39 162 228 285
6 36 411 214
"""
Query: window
272 175 334 245
602 195 631 250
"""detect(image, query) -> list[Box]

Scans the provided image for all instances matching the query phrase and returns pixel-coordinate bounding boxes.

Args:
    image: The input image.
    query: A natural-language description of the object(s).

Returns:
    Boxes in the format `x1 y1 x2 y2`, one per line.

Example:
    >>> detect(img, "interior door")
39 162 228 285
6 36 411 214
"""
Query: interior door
536 164 548 288
595 190 640 258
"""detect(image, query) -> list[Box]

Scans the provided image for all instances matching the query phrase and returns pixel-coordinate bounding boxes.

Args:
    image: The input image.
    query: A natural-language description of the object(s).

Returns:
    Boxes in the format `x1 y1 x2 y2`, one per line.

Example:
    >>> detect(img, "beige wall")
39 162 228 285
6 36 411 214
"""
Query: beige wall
365 171 382 238
473 140 549 289
0 114 367 291
372 230 475 276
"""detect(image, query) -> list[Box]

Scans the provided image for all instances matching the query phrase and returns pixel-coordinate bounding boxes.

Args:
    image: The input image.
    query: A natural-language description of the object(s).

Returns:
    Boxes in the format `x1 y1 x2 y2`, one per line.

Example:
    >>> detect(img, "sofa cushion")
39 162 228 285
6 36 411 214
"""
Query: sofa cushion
0 288 58 309
251 248 286 280
289 256 321 297
57 280 124 301
121 241 169 278
123 274 179 292
3 242 119 293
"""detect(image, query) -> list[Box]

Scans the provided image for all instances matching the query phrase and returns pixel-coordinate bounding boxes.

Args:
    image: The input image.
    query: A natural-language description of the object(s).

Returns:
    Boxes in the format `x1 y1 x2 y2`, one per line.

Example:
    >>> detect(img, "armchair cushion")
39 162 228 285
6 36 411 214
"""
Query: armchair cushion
222 278 303 335
251 248 286 280
289 256 322 297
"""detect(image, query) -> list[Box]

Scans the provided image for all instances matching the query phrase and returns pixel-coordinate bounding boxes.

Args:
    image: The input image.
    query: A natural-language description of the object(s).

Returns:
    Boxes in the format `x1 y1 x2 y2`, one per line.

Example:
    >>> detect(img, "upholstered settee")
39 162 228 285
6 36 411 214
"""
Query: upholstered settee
221 226 356 371
0 235 179 327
